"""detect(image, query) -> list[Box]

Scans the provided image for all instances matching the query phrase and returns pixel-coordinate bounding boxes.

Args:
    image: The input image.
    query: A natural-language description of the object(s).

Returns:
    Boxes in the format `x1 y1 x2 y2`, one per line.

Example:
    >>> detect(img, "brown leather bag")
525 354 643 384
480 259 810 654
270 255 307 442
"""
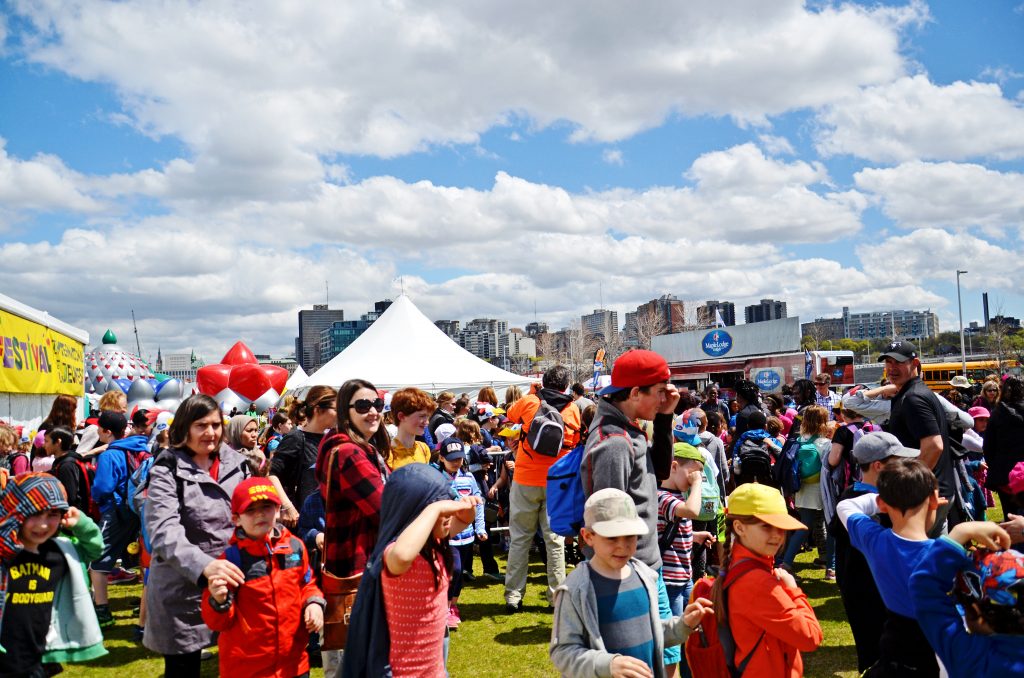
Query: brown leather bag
319 444 361 651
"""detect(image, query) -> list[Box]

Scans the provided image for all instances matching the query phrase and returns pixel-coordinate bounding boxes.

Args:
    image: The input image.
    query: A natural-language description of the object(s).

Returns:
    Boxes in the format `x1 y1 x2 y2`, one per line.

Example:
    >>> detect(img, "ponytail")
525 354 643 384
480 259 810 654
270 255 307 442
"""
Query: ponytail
710 520 737 625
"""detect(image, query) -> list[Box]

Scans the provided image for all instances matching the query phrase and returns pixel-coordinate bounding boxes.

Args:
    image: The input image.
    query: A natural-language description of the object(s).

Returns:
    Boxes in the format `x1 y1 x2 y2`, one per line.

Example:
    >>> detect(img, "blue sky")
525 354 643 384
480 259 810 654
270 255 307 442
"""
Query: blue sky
1 1 1023 360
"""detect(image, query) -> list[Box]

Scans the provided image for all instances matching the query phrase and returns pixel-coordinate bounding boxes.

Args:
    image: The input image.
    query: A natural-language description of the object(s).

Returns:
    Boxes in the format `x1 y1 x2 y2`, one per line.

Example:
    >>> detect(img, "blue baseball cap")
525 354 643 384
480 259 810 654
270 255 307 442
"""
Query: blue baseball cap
672 414 702 446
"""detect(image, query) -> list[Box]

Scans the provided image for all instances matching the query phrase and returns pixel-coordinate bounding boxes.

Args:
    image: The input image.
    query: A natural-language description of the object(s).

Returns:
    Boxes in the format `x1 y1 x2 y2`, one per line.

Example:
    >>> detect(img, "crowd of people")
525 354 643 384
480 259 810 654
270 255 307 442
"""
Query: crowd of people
0 339 1022 677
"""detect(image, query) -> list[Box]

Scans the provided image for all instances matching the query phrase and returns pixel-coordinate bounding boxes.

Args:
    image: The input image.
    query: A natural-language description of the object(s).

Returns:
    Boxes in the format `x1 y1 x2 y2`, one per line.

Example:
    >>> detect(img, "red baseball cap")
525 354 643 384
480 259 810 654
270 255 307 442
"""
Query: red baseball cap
598 350 671 396
231 478 282 514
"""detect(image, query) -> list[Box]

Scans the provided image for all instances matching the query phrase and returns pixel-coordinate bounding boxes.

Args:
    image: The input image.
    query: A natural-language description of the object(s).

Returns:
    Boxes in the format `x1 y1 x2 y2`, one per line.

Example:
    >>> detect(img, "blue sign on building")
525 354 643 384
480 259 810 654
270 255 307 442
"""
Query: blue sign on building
701 330 733 357
754 369 782 392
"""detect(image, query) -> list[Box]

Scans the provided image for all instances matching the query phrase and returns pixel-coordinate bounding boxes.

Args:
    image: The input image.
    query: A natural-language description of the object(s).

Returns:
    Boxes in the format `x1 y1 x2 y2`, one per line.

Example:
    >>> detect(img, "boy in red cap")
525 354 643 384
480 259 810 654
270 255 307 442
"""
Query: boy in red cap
202 477 325 678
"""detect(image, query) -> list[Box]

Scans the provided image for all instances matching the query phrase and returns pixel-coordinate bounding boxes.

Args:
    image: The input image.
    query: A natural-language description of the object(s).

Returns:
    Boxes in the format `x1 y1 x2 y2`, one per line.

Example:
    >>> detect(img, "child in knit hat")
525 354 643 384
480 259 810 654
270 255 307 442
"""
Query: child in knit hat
0 473 107 674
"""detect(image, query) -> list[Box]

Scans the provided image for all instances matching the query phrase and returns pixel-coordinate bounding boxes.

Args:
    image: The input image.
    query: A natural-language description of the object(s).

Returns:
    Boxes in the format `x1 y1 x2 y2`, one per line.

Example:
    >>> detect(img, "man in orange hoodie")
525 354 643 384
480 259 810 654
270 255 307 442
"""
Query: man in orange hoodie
504 365 581 612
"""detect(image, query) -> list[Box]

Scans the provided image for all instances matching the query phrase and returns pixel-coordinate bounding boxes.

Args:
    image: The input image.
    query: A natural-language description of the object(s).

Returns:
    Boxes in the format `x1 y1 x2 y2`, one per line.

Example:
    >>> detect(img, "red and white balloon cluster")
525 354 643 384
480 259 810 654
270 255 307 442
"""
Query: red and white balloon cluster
196 341 288 414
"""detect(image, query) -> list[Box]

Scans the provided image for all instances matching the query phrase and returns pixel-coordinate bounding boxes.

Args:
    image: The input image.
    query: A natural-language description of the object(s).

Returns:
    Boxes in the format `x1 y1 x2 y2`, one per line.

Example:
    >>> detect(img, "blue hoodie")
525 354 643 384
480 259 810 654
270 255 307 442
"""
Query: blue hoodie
91 435 150 513
908 536 1024 678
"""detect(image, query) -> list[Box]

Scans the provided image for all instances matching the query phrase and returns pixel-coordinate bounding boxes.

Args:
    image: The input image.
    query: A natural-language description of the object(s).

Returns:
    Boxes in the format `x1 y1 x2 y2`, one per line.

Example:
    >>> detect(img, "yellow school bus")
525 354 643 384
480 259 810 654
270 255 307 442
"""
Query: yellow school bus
920 360 1022 392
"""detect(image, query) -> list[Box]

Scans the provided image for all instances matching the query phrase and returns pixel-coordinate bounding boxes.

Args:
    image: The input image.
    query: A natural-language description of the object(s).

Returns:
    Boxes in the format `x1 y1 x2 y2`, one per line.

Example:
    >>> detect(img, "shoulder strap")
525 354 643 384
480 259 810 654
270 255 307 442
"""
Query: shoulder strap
321 443 340 578
719 558 771 677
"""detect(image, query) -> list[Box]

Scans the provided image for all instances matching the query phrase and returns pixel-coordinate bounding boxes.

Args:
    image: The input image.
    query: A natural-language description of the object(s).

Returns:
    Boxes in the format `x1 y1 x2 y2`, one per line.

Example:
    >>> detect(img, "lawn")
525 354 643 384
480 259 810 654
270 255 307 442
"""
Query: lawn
63 499 1006 677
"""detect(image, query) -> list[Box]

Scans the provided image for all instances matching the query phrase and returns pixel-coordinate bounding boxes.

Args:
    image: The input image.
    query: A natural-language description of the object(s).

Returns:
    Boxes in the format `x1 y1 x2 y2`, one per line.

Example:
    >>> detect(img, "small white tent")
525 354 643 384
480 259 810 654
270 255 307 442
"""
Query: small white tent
302 295 537 393
284 364 308 391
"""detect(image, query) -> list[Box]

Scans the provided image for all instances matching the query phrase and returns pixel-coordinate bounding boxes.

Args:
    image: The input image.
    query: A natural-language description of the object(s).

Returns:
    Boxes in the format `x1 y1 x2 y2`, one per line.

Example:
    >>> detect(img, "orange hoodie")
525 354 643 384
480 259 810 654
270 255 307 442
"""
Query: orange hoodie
726 543 823 678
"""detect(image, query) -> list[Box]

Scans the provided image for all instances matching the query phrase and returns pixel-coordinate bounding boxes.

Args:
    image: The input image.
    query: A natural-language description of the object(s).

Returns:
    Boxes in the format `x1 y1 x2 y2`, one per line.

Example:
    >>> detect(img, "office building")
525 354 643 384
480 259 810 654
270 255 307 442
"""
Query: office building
296 305 345 372
845 308 939 341
744 299 788 324
698 300 736 327
434 320 461 338
458 318 509 361
800 317 846 343
525 321 549 338
581 309 619 343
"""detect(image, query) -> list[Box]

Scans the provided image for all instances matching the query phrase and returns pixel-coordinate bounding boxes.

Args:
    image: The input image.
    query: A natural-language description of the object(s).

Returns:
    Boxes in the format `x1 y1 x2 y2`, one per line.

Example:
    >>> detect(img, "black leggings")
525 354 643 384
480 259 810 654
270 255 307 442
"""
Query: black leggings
163 650 201 677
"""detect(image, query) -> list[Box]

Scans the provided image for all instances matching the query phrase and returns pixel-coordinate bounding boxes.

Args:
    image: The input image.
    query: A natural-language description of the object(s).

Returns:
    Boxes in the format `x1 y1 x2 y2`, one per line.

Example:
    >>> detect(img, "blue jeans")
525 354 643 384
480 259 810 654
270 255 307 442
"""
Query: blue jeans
780 507 831 568
665 581 693 678
656 569 681 667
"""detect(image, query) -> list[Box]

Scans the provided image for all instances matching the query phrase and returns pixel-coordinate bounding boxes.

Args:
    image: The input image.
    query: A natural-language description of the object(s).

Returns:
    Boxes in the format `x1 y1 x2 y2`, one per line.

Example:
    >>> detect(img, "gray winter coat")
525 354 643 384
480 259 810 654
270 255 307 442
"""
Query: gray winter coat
581 399 674 570
550 559 691 678
143 443 251 655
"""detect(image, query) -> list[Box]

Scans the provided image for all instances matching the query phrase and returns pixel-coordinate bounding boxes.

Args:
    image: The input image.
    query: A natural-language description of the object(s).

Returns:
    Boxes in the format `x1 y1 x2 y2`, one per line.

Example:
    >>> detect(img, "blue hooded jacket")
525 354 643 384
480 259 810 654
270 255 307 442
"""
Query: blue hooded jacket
92 434 150 513
342 463 451 678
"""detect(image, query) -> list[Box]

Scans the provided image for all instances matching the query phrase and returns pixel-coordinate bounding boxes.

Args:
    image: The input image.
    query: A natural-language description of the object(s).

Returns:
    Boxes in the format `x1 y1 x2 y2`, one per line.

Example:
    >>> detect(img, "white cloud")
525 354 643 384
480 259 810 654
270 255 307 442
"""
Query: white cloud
757 134 795 155
602 149 624 166
816 75 1024 162
980 66 1024 85
8 0 916 195
855 161 1024 232
0 138 105 213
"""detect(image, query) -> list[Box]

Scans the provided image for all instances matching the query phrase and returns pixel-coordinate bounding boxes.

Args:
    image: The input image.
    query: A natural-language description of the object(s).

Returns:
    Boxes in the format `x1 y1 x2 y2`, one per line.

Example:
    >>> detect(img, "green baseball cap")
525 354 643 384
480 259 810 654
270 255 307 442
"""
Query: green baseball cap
673 442 704 464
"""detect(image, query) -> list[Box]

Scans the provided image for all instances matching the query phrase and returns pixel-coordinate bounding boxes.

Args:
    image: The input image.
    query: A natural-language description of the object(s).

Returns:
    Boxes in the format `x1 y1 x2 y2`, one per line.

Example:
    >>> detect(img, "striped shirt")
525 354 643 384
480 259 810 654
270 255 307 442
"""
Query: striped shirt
590 566 654 668
657 489 694 584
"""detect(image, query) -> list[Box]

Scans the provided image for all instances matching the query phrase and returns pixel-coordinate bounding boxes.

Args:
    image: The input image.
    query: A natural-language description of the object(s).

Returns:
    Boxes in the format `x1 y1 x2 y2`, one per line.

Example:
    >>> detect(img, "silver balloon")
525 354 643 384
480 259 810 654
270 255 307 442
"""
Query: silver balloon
250 388 280 414
130 399 159 413
155 398 181 413
126 379 156 405
214 388 250 415
155 379 184 401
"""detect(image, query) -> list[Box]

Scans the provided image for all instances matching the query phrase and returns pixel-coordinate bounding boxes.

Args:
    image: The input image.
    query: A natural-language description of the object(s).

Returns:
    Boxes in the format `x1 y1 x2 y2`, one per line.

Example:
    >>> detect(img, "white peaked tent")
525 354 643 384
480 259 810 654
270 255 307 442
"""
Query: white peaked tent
284 364 308 391
302 295 537 393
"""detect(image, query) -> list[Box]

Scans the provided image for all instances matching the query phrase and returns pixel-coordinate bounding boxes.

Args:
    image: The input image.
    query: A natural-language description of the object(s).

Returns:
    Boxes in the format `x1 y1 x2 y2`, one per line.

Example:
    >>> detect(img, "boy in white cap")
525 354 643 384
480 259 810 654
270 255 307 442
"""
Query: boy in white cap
550 488 712 678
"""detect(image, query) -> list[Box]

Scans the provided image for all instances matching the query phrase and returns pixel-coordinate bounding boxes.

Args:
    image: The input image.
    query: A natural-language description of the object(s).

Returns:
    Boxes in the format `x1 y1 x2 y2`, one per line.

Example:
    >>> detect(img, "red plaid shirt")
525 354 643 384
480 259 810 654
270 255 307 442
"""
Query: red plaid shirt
315 431 389 577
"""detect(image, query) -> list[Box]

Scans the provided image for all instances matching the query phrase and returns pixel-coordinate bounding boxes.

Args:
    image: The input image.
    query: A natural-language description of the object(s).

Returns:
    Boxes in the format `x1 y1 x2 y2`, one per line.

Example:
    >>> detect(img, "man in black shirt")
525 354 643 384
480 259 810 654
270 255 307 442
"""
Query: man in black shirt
879 340 956 536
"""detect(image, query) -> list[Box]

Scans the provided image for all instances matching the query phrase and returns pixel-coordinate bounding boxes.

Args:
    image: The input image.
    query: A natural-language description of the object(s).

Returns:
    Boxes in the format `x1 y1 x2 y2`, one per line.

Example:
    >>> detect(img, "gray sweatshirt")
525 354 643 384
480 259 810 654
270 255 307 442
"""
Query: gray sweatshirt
581 398 674 570
550 559 691 678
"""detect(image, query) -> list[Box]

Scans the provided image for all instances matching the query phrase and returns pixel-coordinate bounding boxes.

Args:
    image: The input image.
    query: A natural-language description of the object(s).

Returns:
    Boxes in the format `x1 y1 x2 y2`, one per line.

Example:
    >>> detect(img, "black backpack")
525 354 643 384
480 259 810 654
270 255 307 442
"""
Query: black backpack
525 400 565 458
736 438 772 481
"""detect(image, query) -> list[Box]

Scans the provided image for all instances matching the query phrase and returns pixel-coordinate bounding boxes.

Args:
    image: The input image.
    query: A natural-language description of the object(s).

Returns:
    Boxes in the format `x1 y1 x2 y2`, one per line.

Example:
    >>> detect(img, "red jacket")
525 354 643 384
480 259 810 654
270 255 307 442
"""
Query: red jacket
726 543 823 678
201 525 325 678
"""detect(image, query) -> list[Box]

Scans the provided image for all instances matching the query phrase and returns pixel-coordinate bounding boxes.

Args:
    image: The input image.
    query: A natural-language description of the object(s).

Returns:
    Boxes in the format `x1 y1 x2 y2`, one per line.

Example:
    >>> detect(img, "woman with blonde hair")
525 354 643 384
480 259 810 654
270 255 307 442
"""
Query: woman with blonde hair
269 385 338 525
504 385 523 409
77 389 129 456
779 405 833 574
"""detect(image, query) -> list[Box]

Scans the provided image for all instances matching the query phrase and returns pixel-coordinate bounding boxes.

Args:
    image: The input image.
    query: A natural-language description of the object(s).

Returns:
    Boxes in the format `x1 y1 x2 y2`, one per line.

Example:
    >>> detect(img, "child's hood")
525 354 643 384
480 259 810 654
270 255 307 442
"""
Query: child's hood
0 473 70 564
230 524 295 556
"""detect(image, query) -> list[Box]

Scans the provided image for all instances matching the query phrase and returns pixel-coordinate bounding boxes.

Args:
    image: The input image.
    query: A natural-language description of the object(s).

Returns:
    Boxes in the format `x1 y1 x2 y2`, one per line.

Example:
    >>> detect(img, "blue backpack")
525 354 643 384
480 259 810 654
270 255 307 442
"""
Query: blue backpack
546 442 586 537
772 434 802 495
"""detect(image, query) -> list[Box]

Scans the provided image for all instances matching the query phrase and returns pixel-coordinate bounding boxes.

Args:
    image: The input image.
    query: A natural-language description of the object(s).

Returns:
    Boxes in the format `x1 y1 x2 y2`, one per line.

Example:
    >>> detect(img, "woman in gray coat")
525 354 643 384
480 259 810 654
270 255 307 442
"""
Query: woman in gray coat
143 394 251 676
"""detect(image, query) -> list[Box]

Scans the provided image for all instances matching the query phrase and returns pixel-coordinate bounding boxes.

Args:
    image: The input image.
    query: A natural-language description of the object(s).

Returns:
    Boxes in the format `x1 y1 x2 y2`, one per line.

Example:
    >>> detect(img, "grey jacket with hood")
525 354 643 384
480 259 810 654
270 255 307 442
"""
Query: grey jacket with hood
550 559 691 678
143 443 251 655
581 398 674 569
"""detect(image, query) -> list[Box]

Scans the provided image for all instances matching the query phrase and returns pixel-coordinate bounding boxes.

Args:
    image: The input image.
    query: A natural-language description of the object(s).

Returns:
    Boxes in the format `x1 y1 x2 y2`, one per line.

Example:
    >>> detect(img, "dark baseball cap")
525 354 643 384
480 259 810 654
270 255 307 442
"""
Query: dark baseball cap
878 340 918 363
439 436 466 461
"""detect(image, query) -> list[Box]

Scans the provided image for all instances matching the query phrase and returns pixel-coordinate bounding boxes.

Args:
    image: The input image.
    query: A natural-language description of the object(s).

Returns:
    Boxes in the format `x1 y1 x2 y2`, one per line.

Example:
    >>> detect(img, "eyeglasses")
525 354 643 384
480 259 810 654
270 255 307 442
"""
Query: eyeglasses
350 398 386 415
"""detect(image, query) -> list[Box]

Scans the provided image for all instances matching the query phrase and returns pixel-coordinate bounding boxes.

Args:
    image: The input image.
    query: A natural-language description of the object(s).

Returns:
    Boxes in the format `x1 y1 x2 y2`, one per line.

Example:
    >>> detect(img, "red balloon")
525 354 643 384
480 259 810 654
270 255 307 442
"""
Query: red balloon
229 363 272 401
197 363 232 396
260 364 288 394
221 341 258 366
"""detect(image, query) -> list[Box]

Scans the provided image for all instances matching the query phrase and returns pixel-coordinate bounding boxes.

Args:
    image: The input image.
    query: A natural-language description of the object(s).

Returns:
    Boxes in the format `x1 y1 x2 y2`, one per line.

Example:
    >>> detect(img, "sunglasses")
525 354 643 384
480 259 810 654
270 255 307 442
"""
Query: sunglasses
350 398 386 415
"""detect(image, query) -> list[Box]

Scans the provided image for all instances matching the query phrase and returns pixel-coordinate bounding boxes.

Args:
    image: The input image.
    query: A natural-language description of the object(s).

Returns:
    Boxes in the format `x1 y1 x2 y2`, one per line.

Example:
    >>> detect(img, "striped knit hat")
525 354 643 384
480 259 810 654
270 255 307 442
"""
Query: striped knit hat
0 473 69 564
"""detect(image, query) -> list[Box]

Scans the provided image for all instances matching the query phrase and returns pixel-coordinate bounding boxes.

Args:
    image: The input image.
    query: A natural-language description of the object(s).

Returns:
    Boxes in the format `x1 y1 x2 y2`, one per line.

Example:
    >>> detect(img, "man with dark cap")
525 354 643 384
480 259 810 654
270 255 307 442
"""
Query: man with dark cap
879 340 957 537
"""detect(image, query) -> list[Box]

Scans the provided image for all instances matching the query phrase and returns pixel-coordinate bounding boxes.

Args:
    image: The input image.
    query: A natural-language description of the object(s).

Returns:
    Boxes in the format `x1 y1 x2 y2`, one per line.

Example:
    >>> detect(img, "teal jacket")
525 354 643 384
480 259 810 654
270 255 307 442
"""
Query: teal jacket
0 515 108 663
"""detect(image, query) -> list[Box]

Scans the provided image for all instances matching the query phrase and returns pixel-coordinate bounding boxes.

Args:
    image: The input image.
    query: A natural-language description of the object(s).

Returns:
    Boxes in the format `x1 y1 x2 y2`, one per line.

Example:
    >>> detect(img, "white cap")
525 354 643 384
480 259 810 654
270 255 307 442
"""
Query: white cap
583 488 649 538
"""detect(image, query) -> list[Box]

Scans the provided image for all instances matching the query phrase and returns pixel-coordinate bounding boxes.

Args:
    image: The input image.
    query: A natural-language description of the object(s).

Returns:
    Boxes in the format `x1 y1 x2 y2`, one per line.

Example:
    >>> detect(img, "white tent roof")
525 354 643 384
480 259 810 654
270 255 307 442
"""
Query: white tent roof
303 295 537 393
285 364 308 391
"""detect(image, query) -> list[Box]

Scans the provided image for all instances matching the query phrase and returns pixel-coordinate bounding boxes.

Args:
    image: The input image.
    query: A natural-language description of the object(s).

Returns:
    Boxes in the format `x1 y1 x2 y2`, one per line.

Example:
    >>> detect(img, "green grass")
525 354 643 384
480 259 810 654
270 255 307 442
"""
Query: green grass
65 498 1007 676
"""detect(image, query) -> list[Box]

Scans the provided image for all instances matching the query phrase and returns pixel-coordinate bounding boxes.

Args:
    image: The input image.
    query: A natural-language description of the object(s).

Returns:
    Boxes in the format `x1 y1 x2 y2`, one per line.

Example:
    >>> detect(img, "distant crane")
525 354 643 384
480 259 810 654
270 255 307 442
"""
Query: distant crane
131 309 144 361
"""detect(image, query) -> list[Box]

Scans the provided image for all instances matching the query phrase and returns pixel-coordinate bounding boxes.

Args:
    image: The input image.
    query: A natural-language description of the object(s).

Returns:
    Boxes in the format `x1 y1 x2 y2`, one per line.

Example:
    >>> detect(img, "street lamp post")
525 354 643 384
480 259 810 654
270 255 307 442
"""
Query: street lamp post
956 270 968 376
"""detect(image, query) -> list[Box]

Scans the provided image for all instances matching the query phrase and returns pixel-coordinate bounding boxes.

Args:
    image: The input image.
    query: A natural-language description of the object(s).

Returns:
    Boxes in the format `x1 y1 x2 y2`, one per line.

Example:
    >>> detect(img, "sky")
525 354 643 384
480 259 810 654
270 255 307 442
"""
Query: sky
1 0 1023 363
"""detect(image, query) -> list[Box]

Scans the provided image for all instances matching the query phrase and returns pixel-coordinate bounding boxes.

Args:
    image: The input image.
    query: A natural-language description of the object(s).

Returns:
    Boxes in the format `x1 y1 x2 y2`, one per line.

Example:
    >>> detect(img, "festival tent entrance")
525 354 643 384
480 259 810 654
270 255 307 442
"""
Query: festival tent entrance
302 295 536 393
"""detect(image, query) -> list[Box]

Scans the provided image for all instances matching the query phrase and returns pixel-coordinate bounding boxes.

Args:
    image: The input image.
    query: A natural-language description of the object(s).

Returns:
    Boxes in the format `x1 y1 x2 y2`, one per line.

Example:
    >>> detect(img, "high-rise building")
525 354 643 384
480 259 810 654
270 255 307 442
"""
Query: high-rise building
297 304 345 372
635 295 687 333
458 318 509 361
525 321 549 338
744 299 787 324
434 320 461 338
581 309 618 343
501 330 536 358
699 300 736 327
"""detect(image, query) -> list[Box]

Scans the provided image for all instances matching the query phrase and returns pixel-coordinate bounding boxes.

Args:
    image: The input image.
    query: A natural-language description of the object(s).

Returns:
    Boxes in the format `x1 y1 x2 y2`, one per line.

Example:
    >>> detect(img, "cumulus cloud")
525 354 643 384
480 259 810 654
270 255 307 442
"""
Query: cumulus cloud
855 161 1024 232
816 75 1024 162
758 134 795 155
0 138 105 213
602 149 624 166
7 0 916 195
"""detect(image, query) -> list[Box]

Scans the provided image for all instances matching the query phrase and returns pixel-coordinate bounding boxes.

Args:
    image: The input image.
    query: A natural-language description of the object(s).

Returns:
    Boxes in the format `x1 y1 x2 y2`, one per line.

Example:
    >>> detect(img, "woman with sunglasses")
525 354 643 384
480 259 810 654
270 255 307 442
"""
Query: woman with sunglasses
316 380 392 581
971 379 1001 411
270 385 338 526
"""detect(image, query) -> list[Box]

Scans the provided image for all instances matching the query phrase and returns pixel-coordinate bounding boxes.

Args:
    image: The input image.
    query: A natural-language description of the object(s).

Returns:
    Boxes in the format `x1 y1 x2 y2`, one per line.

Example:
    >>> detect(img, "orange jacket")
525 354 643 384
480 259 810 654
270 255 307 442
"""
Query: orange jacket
201 526 325 678
725 543 822 678
506 393 581 487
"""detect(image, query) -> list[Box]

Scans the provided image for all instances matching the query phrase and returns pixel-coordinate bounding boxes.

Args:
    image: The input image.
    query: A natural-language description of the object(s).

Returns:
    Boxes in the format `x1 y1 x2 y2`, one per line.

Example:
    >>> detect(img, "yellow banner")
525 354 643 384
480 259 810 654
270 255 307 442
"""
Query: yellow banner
0 309 84 396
